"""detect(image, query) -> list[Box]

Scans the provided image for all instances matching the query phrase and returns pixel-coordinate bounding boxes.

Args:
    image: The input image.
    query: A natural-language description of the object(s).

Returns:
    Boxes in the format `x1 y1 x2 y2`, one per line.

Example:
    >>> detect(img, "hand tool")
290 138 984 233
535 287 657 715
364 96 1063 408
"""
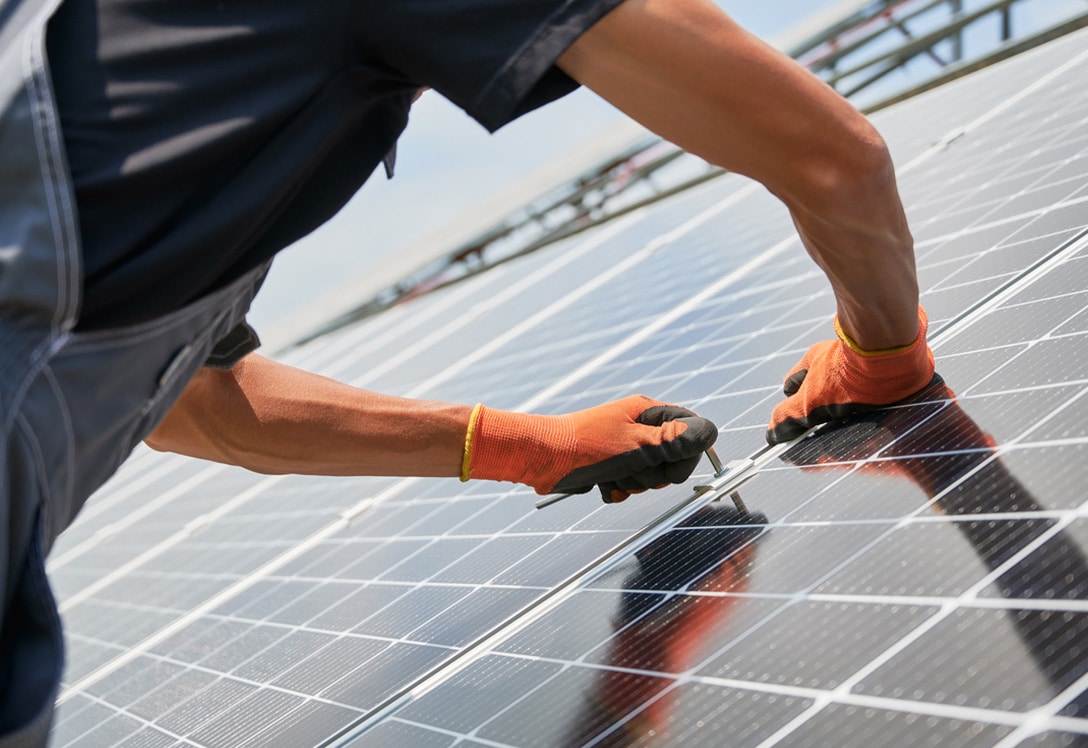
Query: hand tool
535 446 730 510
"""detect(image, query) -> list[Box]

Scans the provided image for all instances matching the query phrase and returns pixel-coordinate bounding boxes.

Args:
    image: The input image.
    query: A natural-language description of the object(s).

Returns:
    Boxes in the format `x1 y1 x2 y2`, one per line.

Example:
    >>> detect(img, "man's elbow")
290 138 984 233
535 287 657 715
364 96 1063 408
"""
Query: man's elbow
143 366 237 463
143 430 173 454
784 122 896 215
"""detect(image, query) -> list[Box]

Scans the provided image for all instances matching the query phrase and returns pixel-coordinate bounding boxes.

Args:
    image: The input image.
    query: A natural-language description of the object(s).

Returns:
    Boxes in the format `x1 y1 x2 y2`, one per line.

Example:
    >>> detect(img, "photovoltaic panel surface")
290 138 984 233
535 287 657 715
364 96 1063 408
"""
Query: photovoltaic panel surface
46 26 1088 748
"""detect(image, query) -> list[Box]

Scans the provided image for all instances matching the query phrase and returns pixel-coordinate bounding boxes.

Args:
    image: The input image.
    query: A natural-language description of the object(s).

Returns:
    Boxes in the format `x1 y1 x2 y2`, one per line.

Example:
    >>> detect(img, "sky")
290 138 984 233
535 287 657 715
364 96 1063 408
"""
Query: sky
248 0 1084 336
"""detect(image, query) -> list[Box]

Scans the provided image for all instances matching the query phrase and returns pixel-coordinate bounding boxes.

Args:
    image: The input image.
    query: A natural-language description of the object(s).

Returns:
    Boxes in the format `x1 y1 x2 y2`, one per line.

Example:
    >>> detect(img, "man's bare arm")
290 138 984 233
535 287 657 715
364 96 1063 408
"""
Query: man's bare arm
145 353 471 477
145 354 717 502
556 0 918 350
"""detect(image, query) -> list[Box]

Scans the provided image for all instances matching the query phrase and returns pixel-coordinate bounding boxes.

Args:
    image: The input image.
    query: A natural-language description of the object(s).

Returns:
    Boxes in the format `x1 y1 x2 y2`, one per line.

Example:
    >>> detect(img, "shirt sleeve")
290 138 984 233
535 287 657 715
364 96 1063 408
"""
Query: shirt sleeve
204 322 261 370
353 0 627 132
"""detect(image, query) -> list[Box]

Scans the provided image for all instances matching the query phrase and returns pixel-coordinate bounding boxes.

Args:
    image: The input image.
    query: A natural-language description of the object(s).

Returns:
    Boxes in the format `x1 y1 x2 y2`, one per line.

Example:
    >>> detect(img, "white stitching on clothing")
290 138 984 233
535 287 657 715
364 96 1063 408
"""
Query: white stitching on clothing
0 332 65 439
23 29 67 331
25 21 81 330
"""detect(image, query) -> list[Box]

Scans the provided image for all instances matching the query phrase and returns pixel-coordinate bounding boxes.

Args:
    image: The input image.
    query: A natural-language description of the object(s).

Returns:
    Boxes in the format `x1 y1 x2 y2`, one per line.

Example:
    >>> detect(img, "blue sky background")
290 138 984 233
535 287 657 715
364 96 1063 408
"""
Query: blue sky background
249 0 1085 334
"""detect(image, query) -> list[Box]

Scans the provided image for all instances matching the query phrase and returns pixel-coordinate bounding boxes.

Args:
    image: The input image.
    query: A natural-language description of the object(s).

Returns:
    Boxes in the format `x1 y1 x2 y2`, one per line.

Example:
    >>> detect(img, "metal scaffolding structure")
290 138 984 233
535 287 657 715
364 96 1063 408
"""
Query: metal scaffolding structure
299 0 1088 345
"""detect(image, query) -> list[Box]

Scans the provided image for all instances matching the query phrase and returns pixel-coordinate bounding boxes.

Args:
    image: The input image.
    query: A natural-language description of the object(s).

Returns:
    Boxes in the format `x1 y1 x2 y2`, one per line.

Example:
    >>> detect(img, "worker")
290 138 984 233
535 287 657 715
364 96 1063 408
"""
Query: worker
0 0 935 743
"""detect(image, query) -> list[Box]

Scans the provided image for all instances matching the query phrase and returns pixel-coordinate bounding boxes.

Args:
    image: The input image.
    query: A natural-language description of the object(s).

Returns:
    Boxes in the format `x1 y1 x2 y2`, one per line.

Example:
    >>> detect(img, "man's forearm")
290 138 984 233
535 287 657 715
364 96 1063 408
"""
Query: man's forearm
145 353 472 477
787 160 919 352
558 0 919 350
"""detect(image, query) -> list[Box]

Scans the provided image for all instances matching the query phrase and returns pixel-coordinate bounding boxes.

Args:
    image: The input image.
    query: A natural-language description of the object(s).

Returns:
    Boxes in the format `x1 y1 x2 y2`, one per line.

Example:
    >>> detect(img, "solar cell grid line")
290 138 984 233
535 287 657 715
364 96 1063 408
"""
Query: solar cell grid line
53 474 422 695
276 170 896 743
465 96 1088 417
209 195 1070 743
46 213 661 652
604 195 1088 456
308 175 754 395
51 183 774 569
339 291 1079 717
53 26 1088 743
361 182 774 403
63 23 1083 600
42 258 996 730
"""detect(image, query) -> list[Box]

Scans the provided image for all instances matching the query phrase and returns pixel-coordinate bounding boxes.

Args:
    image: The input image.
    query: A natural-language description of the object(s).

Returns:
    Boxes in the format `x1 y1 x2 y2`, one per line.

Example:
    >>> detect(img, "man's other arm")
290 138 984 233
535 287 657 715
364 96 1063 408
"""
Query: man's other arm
145 354 717 502
556 0 918 351
145 353 471 477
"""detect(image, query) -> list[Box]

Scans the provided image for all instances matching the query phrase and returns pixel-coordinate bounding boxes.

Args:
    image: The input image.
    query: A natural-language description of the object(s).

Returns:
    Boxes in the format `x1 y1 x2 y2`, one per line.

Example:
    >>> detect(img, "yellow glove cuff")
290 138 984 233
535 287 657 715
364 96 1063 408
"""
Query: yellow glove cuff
834 316 918 357
460 403 484 482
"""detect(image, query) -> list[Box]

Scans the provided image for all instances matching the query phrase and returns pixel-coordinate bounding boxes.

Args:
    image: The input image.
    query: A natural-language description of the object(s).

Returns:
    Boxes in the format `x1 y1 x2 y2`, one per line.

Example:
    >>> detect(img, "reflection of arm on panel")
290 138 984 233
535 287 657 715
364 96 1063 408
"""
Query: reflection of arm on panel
783 374 1088 702
564 506 768 745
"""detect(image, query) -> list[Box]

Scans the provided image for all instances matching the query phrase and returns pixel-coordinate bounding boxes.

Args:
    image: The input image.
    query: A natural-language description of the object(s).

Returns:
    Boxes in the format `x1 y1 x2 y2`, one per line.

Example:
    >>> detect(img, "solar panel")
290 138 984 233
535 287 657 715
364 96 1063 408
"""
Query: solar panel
47 25 1088 748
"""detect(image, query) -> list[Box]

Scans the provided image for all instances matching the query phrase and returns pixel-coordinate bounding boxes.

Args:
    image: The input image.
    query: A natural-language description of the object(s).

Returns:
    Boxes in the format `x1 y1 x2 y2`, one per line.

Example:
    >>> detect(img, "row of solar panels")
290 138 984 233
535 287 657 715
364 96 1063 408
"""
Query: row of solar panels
49 26 1088 748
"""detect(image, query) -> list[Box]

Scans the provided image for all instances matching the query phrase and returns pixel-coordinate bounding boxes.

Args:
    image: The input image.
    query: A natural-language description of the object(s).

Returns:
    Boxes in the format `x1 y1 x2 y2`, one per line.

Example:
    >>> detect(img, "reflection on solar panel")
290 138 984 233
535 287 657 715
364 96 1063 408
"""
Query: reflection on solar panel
49 27 1088 748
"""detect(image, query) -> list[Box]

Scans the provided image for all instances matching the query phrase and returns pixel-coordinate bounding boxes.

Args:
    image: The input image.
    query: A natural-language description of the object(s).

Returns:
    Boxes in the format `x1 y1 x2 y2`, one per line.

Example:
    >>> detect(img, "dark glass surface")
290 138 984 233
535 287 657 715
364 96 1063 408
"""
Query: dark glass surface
86 657 187 704
476 665 672 747
188 688 305 748
127 670 219 721
396 656 561 734
984 519 1088 601
407 587 542 647
154 678 256 734
195 624 290 673
342 720 456 748
498 589 649 661
854 607 1088 712
304 584 408 630
785 704 1013 747
270 637 390 694
427 536 554 584
351 585 472 638
232 631 336 682
697 600 939 689
322 642 452 710
1018 733 1088 748
373 538 483 583
350 355 1088 743
248 702 361 748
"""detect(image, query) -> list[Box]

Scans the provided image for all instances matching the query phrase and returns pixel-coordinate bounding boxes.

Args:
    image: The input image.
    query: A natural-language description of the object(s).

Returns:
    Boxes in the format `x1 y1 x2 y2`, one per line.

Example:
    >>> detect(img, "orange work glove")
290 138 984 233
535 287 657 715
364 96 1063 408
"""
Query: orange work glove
462 395 718 503
767 306 935 445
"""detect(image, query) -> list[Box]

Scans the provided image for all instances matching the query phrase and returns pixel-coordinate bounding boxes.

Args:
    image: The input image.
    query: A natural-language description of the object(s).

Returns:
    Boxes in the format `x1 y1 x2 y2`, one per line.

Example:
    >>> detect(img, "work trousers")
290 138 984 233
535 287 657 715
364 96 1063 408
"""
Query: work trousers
0 1 265 742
